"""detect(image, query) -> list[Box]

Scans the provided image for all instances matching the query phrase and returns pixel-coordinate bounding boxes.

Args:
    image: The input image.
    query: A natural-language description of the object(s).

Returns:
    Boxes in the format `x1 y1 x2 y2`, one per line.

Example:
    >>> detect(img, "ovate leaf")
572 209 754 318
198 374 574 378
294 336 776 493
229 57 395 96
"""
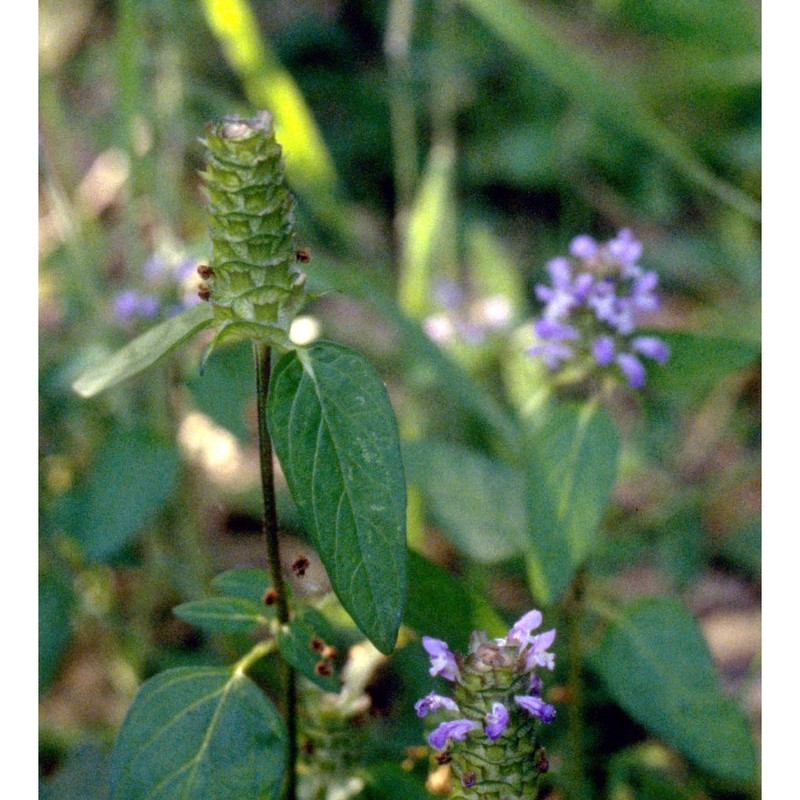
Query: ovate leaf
404 440 525 564
69 427 180 561
173 597 273 634
72 303 215 398
366 763 436 799
268 342 407 654
590 598 758 784
404 550 506 651
110 666 287 800
277 607 340 692
525 403 619 603
211 568 272 603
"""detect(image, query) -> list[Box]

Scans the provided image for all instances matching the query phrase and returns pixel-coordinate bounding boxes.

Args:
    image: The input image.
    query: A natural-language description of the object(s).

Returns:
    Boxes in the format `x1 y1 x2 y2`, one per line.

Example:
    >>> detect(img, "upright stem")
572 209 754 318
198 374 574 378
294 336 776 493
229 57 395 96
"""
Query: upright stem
253 340 297 800
565 569 590 800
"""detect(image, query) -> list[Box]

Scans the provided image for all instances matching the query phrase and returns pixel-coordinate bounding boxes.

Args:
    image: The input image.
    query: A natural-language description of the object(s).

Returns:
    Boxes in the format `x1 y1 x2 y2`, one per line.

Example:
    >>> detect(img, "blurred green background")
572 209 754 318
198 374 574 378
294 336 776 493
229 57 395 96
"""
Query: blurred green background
39 1 760 798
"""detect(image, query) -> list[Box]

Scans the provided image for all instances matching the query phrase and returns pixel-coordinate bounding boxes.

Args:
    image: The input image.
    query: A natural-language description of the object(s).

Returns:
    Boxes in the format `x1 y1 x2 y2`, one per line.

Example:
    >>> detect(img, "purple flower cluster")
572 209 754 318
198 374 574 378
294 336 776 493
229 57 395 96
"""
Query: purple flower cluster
112 253 201 327
415 609 557 751
528 229 670 389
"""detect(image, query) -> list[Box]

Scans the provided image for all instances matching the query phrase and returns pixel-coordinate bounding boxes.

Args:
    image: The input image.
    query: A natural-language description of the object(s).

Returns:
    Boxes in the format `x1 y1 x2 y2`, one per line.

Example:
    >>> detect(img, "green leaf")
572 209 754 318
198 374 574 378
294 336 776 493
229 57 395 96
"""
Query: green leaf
647 332 759 397
211 568 272 603
268 342 407 654
277 608 340 692
590 598 758 784
173 597 273 634
69 427 180 561
39 571 74 694
72 303 215 398
404 550 506 652
525 403 619 603
110 666 287 800
457 0 759 219
404 440 524 564
366 763 436 799
186 342 254 441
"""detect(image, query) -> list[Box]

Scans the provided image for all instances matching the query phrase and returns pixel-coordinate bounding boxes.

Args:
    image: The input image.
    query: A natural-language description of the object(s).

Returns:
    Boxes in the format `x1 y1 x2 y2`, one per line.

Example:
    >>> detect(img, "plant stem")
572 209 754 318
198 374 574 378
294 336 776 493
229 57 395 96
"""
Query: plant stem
253 340 297 800
565 569 590 800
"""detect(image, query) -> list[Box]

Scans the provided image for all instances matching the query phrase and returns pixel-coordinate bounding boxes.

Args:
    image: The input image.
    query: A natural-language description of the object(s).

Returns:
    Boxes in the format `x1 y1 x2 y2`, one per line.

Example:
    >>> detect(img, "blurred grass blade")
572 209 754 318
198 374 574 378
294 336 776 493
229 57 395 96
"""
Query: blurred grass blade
200 0 337 197
398 141 457 318
457 0 760 220
72 303 215 397
465 223 526 315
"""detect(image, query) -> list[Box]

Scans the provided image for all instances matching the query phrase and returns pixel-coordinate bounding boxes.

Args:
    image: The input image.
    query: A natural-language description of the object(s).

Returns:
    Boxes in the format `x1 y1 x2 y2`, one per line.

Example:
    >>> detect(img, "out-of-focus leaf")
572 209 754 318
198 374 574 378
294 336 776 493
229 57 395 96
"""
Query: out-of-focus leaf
41 742 109 800
366 763 436 799
68 427 180 561
268 342 407 654
404 550 506 651
647 332 759 396
199 0 337 197
457 0 760 219
465 223 526 315
39 571 74 694
525 403 619 603
109 666 287 800
590 597 758 784
404 440 524 564
304 257 522 449
173 597 272 634
186 341 254 441
211 568 272 603
612 0 758 53
72 303 215 398
277 607 340 692
398 142 457 318
718 522 760 580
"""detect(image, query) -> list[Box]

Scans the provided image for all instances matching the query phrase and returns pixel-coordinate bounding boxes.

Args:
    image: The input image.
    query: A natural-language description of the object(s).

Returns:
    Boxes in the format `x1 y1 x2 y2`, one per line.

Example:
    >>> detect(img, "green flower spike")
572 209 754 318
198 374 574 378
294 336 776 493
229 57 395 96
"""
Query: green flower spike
71 110 307 398
199 110 307 351
417 610 557 799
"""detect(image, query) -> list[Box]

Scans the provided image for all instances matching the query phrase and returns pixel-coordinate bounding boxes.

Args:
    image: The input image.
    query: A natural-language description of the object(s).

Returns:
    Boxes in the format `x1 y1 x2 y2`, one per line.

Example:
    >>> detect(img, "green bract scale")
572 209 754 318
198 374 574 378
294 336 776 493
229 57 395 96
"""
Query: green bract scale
200 110 307 340
448 643 544 799
417 610 557 800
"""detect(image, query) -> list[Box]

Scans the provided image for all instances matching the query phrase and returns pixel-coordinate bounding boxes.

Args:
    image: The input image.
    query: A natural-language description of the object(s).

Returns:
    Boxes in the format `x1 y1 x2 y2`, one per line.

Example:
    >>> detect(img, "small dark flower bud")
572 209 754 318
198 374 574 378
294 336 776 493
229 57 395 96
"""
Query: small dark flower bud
198 284 211 301
434 751 452 765
262 587 279 606
315 660 333 677
535 748 549 774
292 556 310 577
461 770 476 788
197 264 214 279
310 637 324 652
296 248 311 263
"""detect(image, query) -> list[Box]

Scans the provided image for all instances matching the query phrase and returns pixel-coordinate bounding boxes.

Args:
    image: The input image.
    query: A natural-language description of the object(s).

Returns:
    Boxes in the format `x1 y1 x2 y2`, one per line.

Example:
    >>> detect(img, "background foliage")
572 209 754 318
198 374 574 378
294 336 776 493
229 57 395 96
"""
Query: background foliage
39 0 760 798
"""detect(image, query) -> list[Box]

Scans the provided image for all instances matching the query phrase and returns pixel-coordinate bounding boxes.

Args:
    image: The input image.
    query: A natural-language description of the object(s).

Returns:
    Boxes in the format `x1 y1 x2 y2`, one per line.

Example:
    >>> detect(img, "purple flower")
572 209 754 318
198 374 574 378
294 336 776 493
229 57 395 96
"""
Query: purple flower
606 228 642 269
617 353 646 389
415 692 460 718
522 629 556 672
534 319 580 341
528 674 544 695
428 719 480 749
569 234 598 259
592 335 616 367
631 335 670 364
113 290 161 323
527 341 575 370
422 636 460 682
485 702 510 740
514 695 556 724
505 609 543 648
